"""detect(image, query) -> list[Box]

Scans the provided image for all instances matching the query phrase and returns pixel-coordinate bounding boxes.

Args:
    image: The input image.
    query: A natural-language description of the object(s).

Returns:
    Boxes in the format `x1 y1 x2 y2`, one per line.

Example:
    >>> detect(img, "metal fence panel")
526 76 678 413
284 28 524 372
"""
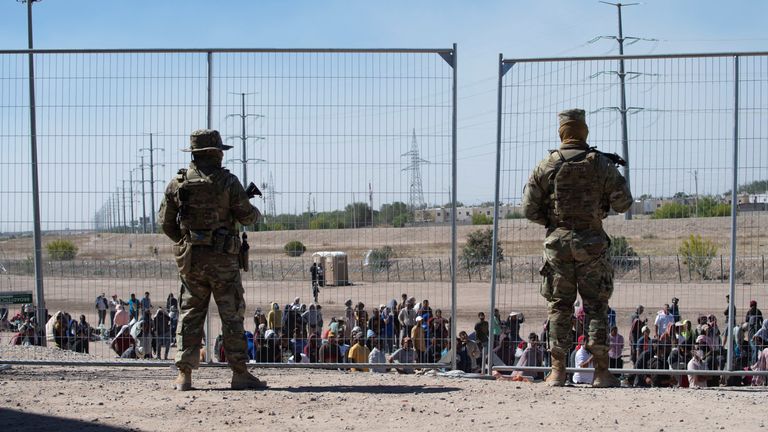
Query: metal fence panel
490 52 768 383
0 48 458 369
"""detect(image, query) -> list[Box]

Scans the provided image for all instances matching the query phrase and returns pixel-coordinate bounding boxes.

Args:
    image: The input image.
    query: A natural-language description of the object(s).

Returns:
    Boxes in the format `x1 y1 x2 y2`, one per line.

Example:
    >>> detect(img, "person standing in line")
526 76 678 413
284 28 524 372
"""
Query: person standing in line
140 292 153 316
309 262 319 303
159 129 266 391
108 294 120 329
95 293 109 327
522 109 632 387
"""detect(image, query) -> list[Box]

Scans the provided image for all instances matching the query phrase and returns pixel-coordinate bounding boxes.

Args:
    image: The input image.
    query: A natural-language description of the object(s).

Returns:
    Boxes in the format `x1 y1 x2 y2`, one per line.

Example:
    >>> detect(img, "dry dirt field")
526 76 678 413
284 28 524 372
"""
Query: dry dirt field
0 357 766 432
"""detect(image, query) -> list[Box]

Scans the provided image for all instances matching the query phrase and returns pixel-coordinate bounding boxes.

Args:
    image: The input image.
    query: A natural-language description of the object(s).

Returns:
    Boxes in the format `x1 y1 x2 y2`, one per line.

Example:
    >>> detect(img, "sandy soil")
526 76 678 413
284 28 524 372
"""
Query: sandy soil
0 354 765 432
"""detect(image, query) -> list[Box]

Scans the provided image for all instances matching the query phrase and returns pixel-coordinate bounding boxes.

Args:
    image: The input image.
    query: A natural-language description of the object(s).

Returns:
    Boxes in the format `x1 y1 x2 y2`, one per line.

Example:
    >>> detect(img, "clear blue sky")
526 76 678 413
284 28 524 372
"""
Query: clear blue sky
1 1 767 230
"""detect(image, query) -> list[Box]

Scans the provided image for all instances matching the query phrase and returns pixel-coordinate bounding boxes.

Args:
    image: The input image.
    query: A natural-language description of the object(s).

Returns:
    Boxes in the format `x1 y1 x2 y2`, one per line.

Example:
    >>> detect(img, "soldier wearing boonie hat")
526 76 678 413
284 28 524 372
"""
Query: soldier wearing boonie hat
159 128 264 391
522 109 632 388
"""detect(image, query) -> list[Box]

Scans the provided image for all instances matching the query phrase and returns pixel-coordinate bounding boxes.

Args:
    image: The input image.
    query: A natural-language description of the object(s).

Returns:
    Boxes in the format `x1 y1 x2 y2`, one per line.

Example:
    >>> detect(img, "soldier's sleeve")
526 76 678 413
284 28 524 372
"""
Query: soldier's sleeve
158 181 183 242
228 176 261 226
521 161 549 226
603 160 633 214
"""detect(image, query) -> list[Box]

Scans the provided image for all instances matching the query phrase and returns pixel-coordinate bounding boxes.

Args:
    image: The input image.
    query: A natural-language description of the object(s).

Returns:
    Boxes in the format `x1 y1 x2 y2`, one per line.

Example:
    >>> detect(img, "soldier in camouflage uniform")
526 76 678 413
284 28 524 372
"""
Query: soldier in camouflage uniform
158 129 266 391
522 109 632 387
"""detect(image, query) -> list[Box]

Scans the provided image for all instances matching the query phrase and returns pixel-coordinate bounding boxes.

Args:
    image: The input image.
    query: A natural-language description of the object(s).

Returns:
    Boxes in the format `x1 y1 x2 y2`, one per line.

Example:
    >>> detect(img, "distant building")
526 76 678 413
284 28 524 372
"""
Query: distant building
415 204 521 224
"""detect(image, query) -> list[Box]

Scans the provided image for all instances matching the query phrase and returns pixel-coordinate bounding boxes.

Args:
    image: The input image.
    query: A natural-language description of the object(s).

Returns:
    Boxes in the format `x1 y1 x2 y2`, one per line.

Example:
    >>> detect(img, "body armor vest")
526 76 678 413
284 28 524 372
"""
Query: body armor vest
549 148 603 229
176 167 234 245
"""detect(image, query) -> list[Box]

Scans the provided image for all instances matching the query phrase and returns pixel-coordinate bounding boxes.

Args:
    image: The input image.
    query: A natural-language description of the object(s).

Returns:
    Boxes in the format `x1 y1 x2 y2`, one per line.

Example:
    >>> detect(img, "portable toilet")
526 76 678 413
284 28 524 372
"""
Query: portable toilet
311 251 349 286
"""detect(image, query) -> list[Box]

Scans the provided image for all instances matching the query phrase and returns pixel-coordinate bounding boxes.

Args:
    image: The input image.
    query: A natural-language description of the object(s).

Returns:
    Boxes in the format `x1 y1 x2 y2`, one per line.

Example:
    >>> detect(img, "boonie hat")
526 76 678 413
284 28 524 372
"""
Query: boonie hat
182 129 233 152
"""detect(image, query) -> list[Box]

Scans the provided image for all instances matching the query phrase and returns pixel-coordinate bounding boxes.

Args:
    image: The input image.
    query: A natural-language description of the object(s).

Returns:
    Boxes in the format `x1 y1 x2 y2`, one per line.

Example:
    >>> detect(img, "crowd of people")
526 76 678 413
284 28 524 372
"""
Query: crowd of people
3 289 767 386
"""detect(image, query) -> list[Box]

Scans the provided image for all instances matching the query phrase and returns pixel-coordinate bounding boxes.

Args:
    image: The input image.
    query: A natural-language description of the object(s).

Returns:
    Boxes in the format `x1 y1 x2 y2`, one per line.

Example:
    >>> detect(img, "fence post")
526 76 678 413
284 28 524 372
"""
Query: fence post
530 257 535 283
648 256 652 281
421 258 426 281
762 255 765 283
411 258 416 281
387 261 391 282
438 258 442 282
361 260 365 282
676 255 682 282
280 260 284 281
720 255 724 283
467 264 472 282
372 260 375 283
638 256 642 283
271 260 275 281
396 261 401 281
510 256 514 284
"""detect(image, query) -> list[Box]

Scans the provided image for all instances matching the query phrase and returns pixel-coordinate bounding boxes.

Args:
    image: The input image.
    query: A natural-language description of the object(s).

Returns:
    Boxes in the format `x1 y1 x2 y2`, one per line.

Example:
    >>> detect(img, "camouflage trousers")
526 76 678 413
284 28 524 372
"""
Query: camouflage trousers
539 228 614 358
175 247 247 370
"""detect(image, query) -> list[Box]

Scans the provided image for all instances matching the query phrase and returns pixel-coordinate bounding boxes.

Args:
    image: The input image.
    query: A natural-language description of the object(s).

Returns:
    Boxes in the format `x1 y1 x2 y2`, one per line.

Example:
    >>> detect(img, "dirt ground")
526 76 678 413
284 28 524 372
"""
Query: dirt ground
0 357 765 432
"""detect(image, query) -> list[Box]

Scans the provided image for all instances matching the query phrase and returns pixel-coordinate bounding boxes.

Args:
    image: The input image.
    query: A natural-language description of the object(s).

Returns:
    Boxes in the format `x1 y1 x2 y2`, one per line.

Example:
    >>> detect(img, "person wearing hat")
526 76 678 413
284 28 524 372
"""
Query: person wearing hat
159 129 265 391
522 109 632 387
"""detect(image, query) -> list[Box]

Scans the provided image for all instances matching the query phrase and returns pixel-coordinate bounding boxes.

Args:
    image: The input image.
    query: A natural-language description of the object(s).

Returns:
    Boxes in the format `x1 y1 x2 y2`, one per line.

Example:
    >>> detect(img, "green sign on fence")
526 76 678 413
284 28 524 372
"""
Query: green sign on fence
0 291 33 305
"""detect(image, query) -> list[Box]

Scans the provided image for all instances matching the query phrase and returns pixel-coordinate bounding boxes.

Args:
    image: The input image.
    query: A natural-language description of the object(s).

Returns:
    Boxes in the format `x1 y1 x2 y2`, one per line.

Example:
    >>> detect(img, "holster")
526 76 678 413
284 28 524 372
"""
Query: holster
239 232 250 272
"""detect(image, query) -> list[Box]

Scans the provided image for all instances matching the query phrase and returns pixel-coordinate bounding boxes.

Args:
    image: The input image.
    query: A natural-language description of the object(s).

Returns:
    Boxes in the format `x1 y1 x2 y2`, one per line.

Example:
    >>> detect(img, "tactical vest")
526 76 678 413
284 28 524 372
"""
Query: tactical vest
548 148 604 230
176 167 234 245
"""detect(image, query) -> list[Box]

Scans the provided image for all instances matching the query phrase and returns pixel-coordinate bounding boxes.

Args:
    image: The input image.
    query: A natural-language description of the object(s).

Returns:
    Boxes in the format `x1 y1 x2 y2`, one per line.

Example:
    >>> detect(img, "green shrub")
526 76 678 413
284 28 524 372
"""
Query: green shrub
471 213 493 225
283 240 306 257
392 214 409 228
461 228 503 268
651 203 691 219
679 234 717 279
46 239 78 260
607 236 639 270
504 211 524 219
367 246 395 271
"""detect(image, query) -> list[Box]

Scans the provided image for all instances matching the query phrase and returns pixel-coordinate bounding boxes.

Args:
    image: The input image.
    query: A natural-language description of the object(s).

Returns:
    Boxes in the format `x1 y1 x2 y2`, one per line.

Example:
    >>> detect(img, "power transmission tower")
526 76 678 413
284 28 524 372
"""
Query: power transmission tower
260 172 279 221
402 129 429 215
591 1 657 220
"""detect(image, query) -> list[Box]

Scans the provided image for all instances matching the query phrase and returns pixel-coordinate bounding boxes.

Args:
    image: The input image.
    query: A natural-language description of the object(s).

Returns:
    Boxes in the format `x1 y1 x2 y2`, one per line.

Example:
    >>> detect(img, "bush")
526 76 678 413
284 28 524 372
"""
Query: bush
283 240 306 257
651 203 691 219
679 234 717 279
607 236 639 270
46 239 78 260
504 211 524 219
367 246 395 271
461 228 503 268
392 214 409 228
471 213 493 225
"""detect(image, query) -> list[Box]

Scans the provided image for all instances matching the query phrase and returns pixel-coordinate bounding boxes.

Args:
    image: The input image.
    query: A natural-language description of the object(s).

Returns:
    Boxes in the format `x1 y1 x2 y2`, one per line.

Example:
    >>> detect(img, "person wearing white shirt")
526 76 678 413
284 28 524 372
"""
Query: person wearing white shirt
572 335 593 384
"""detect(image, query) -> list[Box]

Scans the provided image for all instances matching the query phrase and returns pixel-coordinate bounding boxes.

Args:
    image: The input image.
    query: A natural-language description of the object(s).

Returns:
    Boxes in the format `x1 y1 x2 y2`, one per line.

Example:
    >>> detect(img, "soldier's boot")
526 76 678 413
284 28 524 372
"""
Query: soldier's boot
592 355 621 388
231 364 268 390
175 366 192 391
545 351 567 387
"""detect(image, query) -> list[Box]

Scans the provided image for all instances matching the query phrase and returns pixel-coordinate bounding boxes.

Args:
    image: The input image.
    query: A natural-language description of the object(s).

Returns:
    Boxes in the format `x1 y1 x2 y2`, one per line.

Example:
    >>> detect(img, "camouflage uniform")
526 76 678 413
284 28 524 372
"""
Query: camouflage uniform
522 109 632 385
158 129 260 375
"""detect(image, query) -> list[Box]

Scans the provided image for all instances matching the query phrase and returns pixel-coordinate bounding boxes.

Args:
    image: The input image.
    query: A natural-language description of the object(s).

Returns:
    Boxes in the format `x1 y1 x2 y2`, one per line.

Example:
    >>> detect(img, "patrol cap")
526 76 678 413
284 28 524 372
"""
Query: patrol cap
557 109 586 126
182 129 233 152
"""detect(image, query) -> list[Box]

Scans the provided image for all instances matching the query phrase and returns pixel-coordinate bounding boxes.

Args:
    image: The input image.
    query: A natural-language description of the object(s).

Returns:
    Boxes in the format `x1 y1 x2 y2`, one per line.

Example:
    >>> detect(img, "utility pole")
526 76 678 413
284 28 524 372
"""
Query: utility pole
369 182 374 228
226 92 264 187
121 181 131 232
135 160 147 233
593 2 656 220
140 133 164 233
689 170 699 217
127 172 136 233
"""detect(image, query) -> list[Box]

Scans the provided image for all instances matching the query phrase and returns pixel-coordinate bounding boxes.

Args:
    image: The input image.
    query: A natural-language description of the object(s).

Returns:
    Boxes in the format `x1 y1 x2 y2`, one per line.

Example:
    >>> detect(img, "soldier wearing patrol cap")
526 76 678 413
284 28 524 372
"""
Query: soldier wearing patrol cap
158 129 265 391
522 109 632 387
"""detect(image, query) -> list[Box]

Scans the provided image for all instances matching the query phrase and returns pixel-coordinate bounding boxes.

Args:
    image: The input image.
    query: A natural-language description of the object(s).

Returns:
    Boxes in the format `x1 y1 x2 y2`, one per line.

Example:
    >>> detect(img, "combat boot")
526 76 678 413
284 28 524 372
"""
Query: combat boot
592 355 621 388
231 364 268 390
545 351 567 387
175 366 192 391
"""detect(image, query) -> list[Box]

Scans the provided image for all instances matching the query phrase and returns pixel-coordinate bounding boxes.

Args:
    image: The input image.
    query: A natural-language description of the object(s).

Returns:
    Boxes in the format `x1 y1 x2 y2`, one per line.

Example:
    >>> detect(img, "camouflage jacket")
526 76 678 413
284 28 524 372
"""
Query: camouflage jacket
522 142 632 230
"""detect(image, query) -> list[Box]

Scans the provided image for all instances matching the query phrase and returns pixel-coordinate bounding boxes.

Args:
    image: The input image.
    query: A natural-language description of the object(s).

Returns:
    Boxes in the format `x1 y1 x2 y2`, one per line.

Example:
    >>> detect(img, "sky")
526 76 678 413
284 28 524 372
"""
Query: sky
1 0 767 231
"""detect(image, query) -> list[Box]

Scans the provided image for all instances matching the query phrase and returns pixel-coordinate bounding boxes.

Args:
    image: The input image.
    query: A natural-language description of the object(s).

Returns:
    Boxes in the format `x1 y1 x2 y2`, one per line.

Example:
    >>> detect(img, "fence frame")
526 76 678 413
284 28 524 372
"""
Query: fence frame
1 46 459 369
489 50 768 378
